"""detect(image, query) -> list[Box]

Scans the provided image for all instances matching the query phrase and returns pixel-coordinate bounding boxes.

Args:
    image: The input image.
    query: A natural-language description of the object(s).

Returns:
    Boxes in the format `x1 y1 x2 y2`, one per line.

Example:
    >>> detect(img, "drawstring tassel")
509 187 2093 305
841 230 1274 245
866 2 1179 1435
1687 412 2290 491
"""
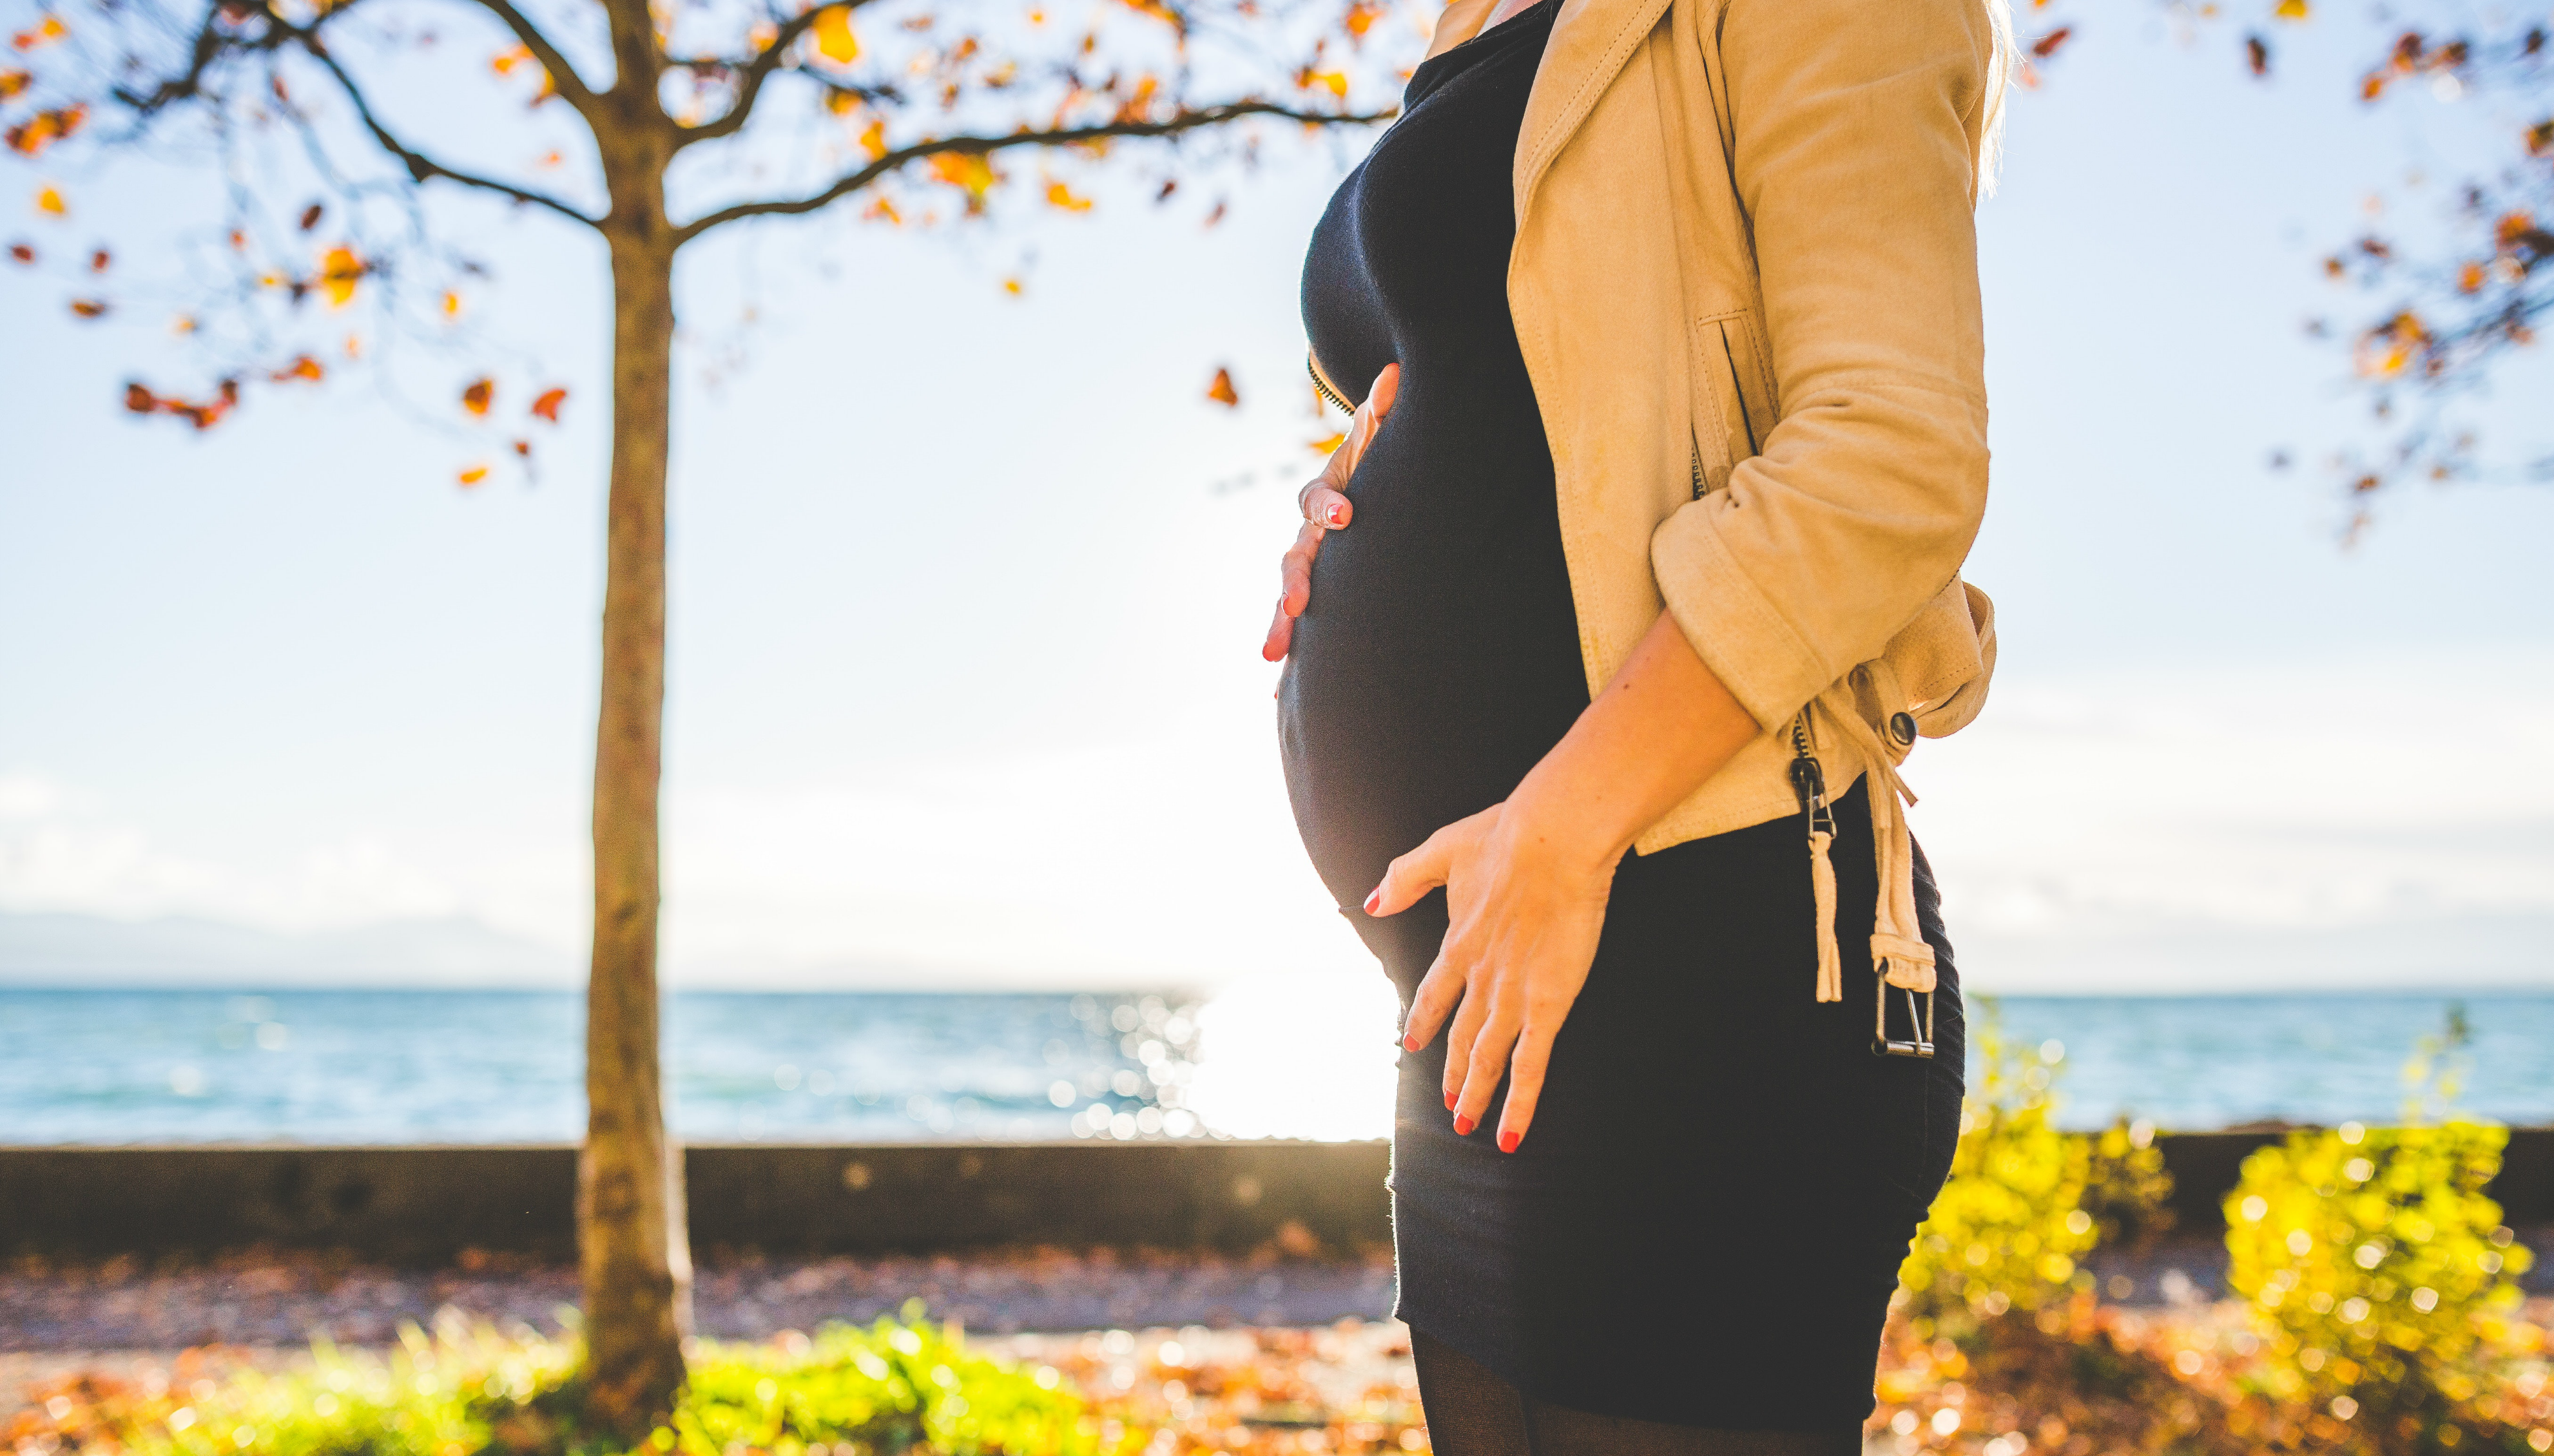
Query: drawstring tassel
1808 825 1842 1002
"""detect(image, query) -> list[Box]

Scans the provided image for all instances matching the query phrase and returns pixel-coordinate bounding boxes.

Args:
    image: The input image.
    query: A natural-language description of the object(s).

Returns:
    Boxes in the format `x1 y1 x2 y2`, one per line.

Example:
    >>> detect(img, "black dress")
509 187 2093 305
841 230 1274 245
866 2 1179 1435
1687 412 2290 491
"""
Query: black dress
1277 0 1968 1431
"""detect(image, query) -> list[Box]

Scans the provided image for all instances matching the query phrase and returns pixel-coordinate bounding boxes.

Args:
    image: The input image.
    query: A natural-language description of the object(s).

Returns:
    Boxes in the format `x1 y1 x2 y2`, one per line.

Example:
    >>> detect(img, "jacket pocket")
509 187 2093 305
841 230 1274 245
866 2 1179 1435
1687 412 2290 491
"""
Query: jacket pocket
1688 308 1775 495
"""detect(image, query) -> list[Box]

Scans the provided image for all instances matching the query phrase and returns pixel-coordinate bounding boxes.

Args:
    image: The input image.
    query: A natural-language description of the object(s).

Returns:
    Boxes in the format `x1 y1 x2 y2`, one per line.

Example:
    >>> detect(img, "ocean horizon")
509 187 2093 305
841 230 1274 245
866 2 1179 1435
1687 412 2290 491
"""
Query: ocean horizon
6 985 2551 1146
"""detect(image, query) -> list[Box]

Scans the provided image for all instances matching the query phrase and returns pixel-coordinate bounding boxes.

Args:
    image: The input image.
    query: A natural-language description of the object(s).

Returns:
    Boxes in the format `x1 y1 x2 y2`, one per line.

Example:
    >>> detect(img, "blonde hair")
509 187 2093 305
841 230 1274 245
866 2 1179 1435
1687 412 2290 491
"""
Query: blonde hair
1975 0 2020 195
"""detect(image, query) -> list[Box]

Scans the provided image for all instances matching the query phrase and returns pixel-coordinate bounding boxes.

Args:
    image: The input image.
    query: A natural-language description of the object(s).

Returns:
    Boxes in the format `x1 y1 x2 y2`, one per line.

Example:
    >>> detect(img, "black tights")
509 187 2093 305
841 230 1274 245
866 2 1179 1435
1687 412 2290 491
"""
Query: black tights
1410 1330 1862 1456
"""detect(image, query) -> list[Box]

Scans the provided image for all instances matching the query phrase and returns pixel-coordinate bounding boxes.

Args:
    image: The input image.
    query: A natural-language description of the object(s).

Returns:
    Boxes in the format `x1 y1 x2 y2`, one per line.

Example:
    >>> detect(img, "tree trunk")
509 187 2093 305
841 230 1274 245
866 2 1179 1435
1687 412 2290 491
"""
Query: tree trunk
579 225 691 1436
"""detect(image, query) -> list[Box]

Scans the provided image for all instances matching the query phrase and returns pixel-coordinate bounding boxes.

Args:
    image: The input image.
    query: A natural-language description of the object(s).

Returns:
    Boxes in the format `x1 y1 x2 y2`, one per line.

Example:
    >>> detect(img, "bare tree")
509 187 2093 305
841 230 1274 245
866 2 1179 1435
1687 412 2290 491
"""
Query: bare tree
1 0 1389 1428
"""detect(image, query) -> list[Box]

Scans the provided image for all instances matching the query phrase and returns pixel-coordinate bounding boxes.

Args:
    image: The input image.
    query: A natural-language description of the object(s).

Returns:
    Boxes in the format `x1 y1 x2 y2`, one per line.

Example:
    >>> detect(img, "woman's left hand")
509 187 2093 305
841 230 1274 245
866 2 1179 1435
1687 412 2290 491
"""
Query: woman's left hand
1365 801 1621 1153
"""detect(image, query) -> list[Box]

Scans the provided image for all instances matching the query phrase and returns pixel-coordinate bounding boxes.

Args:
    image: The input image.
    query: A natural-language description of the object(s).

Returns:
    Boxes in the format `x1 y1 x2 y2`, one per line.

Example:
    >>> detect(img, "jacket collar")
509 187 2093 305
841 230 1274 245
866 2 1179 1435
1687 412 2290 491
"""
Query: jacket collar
1514 0 1676 213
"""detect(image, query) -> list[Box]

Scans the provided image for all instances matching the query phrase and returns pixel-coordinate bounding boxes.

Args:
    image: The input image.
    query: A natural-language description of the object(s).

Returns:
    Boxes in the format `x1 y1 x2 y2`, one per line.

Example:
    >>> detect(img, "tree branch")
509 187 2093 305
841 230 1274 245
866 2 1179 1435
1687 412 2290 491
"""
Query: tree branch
672 0 881 148
673 100 1390 243
458 0 603 119
298 34 601 226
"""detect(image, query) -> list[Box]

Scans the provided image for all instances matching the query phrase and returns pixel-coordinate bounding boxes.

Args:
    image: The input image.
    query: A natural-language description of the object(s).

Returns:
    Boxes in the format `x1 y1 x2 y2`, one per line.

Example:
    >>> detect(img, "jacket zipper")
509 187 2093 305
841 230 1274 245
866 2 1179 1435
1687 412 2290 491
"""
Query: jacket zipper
1308 356 1355 418
1786 709 1833 838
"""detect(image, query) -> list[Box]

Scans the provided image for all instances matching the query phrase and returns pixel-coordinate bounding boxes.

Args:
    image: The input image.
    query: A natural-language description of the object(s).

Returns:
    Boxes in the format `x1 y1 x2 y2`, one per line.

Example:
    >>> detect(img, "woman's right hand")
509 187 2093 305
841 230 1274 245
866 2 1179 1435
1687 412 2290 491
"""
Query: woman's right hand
1262 362 1399 663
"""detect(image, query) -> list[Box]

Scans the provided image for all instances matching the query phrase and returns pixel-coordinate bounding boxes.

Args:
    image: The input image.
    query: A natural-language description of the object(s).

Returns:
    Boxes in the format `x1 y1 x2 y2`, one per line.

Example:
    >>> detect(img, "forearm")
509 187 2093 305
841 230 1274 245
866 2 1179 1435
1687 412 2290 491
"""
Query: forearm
1504 611 1762 874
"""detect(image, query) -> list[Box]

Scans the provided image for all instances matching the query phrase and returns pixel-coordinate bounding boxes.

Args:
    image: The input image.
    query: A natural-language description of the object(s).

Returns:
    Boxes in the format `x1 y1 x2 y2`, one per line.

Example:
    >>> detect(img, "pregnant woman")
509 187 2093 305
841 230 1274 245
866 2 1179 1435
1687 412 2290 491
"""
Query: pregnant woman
1261 0 2009 1448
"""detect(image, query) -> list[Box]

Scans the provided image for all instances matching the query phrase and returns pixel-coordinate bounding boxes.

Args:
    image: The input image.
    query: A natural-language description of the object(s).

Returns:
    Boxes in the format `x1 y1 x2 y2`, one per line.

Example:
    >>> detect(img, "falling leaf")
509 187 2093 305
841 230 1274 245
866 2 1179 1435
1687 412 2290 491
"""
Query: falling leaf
68 296 105 318
811 6 860 64
2245 34 2269 75
2029 26 2069 59
7 102 86 155
512 439 531 457
32 184 64 216
442 291 463 318
0 69 29 99
1002 276 1023 295
317 244 364 307
461 377 494 416
6 242 30 263
87 247 105 271
1206 367 1239 407
2273 0 2309 17
1344 1 1378 38
458 465 490 486
530 386 567 422
1045 180 1093 212
1156 178 1178 202
2457 261 2486 292
10 15 66 50
273 354 324 382
1309 432 1346 454
1297 67 1348 98
858 118 887 159
124 382 157 413
298 202 324 230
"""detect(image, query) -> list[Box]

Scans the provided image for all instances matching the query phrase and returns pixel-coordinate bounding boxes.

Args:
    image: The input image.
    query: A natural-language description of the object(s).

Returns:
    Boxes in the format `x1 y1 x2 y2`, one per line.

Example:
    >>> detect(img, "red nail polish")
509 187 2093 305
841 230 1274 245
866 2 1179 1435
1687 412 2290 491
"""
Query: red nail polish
1404 1033 1422 1052
1325 503 1346 526
1498 1130 1520 1153
1444 1090 1457 1111
1362 890 1381 915
1453 1115 1475 1136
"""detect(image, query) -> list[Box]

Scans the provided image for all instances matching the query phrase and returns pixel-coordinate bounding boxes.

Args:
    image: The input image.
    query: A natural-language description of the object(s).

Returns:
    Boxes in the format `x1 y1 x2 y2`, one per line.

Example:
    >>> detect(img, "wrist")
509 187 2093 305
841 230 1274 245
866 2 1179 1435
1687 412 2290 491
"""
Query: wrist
1502 771 1631 883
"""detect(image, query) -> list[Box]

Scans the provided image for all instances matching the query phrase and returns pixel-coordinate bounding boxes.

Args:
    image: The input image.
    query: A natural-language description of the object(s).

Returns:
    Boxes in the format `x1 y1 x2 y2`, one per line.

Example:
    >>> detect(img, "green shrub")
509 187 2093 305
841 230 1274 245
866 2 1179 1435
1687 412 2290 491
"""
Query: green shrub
1899 1008 2102 1330
101 1308 1122 1456
2222 1011 2537 1454
653 1312 1121 1456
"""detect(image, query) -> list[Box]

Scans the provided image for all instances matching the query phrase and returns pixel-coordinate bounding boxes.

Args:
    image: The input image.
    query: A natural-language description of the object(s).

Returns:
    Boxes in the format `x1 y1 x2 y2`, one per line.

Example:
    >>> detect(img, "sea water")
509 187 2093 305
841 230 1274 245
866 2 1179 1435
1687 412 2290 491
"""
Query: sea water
3 987 2549 1145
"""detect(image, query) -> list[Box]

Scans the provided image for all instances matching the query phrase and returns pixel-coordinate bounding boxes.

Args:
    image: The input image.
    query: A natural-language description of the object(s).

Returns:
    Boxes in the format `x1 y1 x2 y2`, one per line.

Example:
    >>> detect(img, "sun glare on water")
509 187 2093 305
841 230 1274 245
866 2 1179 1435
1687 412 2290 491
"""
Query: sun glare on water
1183 967 1400 1142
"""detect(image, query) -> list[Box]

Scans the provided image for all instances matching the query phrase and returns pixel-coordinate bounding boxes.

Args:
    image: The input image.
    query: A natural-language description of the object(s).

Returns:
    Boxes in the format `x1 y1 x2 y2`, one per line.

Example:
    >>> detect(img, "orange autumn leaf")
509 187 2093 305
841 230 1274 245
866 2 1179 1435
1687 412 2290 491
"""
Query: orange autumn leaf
316 245 364 307
6 242 31 262
2457 260 2486 293
1206 367 1240 407
1297 68 1348 98
811 6 860 64
0 68 28 98
858 118 887 159
862 195 901 224
3 102 79 155
273 354 324 382
1309 432 1346 454
530 386 567 422
928 151 997 209
490 44 532 74
458 465 490 486
88 247 106 271
1001 276 1023 295
34 184 64 216
512 439 531 457
1045 180 1093 213
2273 0 2309 16
300 202 324 230
441 291 463 317
10 15 65 50
68 296 106 318
461 377 494 416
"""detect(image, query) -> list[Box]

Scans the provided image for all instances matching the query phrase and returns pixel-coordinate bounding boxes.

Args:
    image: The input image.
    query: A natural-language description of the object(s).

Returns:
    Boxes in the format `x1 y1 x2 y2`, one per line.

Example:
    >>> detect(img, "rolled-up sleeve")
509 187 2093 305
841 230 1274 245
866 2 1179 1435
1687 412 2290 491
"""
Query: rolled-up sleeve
1650 0 1994 731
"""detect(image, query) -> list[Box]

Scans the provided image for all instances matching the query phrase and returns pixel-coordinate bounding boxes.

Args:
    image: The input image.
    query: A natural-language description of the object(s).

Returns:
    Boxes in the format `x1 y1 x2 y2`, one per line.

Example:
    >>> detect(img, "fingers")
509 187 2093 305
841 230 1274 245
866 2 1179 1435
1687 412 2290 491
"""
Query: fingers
1451 997 1521 1140
1439 973 1493 1126
1493 1022 1555 1154
1401 947 1463 1053
1260 519 1329 662
1368 361 1399 421
1300 484 1352 530
1364 825 1454 919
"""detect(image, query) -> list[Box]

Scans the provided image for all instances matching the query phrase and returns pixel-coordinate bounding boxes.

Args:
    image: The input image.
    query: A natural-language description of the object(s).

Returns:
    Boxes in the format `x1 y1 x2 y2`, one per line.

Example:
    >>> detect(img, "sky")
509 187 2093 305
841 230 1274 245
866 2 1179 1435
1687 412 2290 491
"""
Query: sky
1 0 2549 1001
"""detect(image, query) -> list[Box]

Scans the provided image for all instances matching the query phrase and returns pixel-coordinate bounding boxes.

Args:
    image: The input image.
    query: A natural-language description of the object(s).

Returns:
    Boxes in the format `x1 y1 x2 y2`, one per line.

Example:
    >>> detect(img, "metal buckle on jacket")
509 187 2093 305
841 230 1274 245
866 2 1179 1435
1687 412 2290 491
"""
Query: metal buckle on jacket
1873 977 1935 1059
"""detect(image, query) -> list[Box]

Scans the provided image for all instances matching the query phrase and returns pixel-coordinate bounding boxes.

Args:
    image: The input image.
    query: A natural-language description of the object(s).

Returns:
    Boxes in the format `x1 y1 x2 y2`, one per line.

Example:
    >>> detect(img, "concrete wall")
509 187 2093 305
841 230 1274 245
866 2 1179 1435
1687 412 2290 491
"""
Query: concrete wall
3 1131 2545 1262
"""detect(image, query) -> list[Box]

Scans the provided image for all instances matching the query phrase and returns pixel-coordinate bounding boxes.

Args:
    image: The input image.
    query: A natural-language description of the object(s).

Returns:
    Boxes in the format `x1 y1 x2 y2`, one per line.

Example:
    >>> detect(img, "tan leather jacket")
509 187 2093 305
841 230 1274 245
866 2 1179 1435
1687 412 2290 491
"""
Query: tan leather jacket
1311 0 2001 1003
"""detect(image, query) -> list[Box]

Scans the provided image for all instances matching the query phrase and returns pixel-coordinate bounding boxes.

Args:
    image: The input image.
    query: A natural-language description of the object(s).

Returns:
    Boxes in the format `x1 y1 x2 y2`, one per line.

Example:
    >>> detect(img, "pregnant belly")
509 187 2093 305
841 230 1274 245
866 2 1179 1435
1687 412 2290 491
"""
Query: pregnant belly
1274 408 1589 911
